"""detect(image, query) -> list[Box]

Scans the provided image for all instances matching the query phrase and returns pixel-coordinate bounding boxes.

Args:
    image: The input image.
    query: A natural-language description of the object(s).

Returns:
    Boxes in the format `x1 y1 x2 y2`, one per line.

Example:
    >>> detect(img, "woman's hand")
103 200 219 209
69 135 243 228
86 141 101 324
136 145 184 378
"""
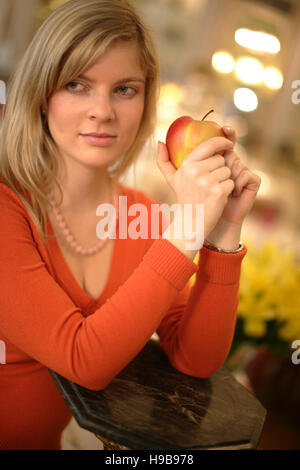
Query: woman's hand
157 136 235 240
204 126 261 249
217 126 261 226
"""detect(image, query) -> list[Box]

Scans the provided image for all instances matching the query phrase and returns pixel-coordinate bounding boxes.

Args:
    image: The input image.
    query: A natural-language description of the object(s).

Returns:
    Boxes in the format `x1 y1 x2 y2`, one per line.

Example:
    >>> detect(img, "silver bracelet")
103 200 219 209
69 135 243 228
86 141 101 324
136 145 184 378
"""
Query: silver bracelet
203 239 244 253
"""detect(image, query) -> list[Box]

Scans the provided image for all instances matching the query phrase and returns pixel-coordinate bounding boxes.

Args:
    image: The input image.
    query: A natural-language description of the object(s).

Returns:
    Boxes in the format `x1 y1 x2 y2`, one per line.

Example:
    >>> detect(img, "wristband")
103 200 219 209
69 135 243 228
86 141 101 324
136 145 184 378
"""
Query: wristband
203 239 244 253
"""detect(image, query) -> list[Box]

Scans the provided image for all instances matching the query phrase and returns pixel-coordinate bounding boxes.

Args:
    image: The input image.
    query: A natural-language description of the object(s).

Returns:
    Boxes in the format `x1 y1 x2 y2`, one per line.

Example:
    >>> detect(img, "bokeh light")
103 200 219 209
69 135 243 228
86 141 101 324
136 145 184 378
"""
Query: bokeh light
235 57 264 85
235 28 280 54
234 88 258 112
212 51 235 74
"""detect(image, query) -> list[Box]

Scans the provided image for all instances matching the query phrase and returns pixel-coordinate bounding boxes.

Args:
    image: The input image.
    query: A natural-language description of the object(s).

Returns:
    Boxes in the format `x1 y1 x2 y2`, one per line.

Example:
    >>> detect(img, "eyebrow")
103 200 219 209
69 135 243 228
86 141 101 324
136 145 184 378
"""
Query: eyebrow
78 74 146 84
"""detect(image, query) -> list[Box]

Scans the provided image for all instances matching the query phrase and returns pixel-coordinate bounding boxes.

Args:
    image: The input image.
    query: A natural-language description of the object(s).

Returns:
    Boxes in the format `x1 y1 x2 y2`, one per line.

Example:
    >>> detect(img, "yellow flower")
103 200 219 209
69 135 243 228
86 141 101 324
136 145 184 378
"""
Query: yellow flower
244 319 266 338
189 237 300 350
238 237 300 344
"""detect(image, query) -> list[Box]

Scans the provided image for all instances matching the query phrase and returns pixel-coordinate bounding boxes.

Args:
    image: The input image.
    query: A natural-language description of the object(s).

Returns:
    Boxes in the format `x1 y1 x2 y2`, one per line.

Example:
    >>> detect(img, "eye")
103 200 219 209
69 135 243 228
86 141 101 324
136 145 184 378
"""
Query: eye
116 85 138 97
65 81 87 93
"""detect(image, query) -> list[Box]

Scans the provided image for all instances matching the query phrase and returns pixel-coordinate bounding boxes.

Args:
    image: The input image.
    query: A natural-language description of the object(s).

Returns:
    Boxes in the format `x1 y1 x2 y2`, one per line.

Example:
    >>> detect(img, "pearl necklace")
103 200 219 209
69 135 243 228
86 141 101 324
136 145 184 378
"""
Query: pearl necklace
47 181 119 256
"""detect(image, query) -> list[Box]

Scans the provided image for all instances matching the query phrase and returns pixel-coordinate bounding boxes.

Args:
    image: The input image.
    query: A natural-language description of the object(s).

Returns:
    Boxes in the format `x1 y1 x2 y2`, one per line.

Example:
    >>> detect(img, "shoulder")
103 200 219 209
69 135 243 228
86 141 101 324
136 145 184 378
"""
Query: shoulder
0 179 30 214
0 180 24 208
0 178 34 238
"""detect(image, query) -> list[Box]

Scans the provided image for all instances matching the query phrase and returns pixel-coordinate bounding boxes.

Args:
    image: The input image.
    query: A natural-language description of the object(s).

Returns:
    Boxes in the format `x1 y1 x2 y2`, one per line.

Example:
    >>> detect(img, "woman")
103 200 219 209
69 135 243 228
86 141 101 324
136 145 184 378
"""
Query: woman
0 0 260 450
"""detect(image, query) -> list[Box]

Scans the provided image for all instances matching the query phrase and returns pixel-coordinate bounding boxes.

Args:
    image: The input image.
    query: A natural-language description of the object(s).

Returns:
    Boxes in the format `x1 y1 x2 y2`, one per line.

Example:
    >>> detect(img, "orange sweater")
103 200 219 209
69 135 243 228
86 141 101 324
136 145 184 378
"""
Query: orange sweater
0 181 247 450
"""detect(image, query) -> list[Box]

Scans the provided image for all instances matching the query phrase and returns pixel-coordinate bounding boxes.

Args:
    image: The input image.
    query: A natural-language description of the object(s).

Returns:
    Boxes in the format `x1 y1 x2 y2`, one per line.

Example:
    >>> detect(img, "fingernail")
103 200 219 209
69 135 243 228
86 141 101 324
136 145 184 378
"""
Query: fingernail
224 126 232 132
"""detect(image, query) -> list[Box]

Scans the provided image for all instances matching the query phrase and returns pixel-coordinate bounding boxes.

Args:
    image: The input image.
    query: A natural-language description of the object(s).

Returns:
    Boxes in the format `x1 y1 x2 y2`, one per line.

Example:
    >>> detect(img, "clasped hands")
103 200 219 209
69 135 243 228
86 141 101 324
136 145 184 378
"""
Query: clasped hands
217 125 261 227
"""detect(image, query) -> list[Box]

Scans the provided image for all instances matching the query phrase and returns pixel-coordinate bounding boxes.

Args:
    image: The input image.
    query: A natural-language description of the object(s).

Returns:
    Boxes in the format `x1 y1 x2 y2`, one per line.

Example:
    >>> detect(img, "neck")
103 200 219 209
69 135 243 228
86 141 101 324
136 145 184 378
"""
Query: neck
47 165 117 218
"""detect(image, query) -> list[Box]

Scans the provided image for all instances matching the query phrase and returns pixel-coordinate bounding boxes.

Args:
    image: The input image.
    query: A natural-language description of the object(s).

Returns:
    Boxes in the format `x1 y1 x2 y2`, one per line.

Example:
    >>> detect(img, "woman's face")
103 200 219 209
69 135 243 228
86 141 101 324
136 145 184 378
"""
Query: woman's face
47 40 146 172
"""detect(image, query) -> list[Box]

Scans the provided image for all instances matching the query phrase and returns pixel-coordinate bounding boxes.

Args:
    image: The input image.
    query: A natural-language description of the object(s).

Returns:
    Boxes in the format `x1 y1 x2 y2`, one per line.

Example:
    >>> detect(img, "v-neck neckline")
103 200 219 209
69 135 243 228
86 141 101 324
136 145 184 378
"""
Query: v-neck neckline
47 215 119 306
45 184 123 307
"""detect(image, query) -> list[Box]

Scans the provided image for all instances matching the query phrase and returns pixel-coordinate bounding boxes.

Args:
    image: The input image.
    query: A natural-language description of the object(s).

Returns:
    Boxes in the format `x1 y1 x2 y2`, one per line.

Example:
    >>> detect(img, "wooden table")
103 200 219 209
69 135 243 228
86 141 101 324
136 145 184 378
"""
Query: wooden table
49 339 266 450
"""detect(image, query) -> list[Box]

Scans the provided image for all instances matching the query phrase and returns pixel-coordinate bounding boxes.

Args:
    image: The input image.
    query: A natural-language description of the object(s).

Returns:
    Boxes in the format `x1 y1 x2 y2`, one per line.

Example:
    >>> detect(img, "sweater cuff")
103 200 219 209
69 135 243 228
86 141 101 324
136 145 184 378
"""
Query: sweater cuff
142 238 199 291
197 244 248 285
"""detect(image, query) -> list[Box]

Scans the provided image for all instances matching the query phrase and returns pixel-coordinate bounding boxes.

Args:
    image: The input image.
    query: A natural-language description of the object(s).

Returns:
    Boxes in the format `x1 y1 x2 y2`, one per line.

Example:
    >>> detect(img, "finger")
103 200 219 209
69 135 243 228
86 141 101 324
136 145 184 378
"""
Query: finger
223 149 240 171
204 154 226 172
209 165 231 183
230 159 246 181
156 141 177 181
219 178 235 197
222 126 237 145
233 170 261 196
185 137 234 164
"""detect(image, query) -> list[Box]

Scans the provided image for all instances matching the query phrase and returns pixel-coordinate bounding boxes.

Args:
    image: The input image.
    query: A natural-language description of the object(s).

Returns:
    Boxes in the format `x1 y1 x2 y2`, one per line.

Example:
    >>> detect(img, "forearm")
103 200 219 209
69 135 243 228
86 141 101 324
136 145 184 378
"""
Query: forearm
206 218 243 251
54 239 199 390
162 210 243 260
157 245 247 378
161 208 204 261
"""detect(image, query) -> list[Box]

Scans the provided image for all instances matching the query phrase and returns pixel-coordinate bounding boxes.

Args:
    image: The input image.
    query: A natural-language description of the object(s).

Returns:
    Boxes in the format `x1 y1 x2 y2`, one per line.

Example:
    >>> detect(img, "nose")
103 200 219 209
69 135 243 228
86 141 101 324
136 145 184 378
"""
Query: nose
88 91 115 122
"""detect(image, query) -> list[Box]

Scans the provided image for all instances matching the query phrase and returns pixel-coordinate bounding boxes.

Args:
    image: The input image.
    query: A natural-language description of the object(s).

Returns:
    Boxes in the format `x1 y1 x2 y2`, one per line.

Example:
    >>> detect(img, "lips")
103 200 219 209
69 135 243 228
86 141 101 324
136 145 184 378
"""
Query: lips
83 133 116 138
80 133 117 147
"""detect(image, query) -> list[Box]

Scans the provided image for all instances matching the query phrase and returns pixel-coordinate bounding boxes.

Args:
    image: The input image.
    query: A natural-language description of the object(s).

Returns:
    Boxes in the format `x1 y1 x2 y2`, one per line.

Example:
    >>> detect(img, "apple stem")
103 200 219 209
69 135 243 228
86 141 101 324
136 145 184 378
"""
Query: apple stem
201 109 214 121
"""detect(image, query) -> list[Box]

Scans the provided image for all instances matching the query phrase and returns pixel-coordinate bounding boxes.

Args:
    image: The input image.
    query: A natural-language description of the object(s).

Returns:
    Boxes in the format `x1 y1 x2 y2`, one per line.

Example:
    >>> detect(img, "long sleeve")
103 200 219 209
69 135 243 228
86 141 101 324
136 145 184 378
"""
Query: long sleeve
128 188 248 379
0 184 198 391
156 245 247 378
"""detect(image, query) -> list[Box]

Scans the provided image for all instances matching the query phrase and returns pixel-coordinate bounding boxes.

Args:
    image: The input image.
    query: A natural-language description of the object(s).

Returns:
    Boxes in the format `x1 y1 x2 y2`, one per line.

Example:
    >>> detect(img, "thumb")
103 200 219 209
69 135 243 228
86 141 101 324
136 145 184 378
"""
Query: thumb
156 141 176 182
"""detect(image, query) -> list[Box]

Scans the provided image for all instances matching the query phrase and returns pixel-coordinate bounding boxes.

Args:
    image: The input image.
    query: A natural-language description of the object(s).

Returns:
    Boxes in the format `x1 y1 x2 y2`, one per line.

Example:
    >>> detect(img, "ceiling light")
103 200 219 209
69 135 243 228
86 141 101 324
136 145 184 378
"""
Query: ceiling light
235 28 280 54
263 67 283 89
234 88 258 112
235 57 264 85
212 51 235 74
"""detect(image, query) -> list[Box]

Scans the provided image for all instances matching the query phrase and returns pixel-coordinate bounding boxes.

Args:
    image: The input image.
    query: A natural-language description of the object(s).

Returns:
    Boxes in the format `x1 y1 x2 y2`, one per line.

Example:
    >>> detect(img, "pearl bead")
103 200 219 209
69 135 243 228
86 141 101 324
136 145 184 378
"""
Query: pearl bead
61 227 69 235
46 180 118 256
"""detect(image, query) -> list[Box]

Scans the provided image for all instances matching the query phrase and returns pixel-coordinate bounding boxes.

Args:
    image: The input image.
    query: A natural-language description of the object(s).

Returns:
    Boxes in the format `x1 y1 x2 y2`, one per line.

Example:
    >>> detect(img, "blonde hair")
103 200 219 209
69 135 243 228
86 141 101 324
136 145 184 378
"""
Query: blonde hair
0 0 160 244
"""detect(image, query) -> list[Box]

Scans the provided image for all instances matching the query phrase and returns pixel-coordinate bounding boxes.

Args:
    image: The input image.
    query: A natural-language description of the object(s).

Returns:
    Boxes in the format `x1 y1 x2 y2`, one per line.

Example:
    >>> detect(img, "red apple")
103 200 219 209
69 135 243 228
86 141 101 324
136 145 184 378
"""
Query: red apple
166 110 225 169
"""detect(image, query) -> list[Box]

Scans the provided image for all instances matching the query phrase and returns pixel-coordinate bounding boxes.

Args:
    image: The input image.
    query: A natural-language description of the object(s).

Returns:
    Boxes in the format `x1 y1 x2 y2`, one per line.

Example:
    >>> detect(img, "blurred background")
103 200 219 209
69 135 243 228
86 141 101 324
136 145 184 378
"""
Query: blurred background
0 0 299 450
